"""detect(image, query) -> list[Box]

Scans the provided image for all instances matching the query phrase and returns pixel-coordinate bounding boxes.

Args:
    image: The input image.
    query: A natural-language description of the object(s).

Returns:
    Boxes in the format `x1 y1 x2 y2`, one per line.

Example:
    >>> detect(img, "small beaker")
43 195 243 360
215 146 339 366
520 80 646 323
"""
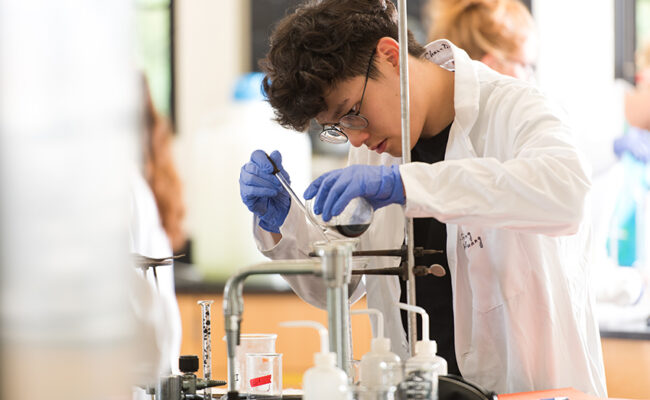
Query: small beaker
355 360 402 400
307 197 374 238
246 353 282 399
224 333 277 392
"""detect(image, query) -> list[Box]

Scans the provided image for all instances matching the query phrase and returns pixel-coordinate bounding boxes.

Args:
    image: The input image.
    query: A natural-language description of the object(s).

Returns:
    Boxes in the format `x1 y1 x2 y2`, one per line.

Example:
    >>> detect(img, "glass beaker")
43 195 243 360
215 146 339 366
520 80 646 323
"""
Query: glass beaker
307 197 374 238
224 333 278 392
351 385 399 400
246 353 282 399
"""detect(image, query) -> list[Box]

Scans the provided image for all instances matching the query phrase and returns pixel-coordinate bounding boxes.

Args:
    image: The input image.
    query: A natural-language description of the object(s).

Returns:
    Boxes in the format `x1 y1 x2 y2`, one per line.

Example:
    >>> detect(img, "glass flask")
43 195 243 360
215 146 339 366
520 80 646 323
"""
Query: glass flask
307 197 374 238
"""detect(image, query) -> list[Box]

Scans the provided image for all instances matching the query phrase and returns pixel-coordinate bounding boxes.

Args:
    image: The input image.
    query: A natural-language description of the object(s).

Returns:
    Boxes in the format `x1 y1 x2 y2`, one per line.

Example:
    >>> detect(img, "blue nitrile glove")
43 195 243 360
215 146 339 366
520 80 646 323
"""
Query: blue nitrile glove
304 164 405 222
614 127 650 163
239 150 291 233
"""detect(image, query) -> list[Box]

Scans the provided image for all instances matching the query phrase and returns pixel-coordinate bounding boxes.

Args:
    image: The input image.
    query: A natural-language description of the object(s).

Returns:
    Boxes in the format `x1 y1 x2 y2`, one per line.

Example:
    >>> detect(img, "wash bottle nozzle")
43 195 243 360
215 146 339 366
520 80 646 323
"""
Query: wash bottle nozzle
351 309 384 338
351 308 389 352
351 308 402 388
280 320 334 365
398 304 447 396
398 303 437 356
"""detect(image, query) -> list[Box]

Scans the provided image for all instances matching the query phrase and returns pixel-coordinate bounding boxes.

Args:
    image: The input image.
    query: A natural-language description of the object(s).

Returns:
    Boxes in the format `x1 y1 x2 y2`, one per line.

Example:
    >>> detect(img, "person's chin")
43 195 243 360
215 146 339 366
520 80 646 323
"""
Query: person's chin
374 138 404 157
386 146 402 157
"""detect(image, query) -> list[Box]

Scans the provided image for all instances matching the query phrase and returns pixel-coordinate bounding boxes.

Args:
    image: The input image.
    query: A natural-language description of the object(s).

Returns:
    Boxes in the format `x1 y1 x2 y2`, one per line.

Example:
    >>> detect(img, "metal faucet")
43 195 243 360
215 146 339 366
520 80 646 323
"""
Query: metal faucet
222 239 357 399
223 259 320 399
312 239 356 376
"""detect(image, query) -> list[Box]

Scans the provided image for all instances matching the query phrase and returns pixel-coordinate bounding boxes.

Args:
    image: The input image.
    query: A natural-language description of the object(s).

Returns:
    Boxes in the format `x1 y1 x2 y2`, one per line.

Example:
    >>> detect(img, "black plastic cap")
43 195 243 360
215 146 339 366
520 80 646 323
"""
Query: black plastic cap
178 355 199 373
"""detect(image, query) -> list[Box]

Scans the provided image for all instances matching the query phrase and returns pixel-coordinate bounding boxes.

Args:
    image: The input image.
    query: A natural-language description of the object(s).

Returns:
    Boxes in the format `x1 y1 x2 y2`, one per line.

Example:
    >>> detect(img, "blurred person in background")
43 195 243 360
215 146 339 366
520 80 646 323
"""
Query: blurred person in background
129 78 185 391
424 0 646 315
142 81 187 253
589 40 650 310
426 0 537 82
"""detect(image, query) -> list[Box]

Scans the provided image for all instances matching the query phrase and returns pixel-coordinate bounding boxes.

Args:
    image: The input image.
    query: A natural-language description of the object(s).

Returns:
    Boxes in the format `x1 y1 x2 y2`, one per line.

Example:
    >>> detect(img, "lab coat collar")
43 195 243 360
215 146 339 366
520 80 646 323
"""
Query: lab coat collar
422 40 480 139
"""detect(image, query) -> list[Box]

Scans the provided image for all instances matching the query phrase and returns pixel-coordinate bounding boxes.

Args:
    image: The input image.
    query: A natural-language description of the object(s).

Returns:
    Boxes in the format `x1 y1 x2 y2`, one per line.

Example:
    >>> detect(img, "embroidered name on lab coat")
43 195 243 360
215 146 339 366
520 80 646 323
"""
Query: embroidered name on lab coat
460 232 483 250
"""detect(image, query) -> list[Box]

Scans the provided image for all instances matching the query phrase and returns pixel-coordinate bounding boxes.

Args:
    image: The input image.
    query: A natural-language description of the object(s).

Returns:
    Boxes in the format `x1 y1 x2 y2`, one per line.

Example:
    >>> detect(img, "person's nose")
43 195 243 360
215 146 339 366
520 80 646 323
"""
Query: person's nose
346 129 370 148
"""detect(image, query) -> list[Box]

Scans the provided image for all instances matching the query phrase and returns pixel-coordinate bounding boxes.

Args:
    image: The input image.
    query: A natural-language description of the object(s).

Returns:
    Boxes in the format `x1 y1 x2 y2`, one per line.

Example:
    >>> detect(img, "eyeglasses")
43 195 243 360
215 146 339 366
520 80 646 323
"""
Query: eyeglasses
319 50 375 144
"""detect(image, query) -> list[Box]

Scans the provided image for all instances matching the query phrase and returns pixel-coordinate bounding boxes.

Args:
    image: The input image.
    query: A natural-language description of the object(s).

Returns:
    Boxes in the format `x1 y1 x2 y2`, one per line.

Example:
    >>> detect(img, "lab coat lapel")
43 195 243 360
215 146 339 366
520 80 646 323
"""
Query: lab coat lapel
423 40 484 368
449 45 480 150
365 43 484 361
422 40 480 160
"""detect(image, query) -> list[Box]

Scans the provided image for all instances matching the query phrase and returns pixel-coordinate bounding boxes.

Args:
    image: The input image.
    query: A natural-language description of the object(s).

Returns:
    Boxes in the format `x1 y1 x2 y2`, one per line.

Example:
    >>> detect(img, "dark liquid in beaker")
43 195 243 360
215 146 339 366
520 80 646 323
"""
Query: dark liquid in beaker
335 224 370 237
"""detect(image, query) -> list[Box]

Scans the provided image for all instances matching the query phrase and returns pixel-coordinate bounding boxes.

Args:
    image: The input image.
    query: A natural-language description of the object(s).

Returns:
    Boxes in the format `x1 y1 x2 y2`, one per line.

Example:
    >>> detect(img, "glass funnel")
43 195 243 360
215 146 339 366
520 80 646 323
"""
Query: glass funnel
307 197 374 238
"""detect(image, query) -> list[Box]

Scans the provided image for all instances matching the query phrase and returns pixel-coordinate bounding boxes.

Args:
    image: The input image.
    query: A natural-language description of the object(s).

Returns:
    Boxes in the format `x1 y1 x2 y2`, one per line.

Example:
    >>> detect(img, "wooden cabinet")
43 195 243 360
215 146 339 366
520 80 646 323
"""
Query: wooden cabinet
177 291 371 388
601 337 650 399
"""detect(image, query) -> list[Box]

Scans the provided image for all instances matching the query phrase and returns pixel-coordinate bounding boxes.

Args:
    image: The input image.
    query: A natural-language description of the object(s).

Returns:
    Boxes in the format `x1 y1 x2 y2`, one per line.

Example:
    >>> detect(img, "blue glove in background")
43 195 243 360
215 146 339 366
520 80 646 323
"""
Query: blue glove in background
304 164 405 221
239 150 291 233
614 127 650 163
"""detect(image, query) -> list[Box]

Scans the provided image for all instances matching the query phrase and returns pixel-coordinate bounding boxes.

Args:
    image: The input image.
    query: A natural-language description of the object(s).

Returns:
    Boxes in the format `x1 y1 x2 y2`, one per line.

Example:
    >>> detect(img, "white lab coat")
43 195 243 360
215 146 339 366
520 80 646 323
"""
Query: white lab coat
254 40 607 397
129 170 183 382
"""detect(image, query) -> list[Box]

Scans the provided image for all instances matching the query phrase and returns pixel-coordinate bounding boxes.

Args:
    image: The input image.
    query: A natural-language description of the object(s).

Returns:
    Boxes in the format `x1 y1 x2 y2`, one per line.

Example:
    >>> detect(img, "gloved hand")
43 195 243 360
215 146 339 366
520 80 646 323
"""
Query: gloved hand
239 150 291 233
304 164 405 222
614 127 650 163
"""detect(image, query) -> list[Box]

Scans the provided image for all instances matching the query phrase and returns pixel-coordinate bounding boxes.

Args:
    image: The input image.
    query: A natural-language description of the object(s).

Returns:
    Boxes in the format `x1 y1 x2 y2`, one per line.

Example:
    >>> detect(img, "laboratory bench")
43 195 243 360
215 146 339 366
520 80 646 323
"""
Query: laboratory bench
599 321 650 399
176 271 650 399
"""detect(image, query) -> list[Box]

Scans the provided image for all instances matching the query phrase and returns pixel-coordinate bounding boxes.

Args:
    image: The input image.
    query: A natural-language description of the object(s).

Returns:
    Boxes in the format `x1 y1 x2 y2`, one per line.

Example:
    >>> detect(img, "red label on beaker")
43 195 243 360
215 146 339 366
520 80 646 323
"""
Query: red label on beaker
249 374 272 387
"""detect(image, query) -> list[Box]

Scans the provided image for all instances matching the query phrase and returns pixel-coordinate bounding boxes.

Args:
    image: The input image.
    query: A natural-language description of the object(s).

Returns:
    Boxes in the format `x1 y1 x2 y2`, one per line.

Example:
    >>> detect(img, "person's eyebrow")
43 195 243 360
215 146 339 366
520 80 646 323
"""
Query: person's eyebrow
330 98 350 122
318 98 349 126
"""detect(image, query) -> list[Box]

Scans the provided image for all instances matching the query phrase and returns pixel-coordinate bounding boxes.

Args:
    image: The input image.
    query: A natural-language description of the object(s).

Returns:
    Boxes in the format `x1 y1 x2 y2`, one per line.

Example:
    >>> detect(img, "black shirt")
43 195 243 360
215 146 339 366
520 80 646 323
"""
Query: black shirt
399 123 460 376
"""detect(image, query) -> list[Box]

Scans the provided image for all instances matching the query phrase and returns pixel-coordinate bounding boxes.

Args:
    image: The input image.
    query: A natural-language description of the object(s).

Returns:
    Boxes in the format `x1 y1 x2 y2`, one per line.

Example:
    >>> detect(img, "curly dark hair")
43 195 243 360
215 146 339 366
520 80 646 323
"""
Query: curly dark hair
260 0 426 132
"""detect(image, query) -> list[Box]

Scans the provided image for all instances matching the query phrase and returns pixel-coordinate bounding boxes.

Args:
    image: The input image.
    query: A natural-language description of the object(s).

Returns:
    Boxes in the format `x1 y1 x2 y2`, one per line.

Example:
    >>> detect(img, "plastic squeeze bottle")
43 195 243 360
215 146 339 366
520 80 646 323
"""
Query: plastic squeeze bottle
351 308 402 389
280 321 349 400
397 303 447 400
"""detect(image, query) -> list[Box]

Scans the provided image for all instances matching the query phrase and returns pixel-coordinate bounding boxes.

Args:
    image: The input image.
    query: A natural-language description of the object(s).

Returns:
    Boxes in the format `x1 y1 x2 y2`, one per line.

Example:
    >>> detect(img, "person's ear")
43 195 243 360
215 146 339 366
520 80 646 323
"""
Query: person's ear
376 37 400 69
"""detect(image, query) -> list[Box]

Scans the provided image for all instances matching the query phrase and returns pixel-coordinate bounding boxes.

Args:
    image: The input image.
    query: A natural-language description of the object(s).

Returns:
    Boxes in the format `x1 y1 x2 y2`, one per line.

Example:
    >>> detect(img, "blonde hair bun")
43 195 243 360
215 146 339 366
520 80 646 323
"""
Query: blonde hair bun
427 0 534 61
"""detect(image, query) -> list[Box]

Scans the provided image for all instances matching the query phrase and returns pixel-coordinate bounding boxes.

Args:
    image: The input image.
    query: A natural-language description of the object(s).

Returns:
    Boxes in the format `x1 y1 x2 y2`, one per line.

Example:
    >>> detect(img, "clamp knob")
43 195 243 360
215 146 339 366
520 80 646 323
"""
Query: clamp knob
179 355 199 374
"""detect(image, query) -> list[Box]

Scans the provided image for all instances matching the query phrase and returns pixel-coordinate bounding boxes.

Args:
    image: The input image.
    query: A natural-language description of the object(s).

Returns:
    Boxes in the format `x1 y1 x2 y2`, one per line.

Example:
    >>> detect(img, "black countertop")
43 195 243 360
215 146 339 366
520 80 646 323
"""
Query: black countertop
174 262 293 295
175 279 293 294
596 300 650 340
600 319 650 340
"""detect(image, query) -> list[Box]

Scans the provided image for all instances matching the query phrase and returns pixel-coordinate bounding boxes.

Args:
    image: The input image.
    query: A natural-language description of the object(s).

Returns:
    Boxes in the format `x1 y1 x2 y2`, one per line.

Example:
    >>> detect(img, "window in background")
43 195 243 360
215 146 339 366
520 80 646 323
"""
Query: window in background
639 0 650 49
135 0 175 127
250 0 429 74
616 0 650 85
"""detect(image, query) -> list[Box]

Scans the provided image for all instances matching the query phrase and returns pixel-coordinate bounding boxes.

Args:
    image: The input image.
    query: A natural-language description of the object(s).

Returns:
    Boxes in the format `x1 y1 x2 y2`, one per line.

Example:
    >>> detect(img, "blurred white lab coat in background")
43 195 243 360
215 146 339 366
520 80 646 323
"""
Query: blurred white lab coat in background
129 169 183 386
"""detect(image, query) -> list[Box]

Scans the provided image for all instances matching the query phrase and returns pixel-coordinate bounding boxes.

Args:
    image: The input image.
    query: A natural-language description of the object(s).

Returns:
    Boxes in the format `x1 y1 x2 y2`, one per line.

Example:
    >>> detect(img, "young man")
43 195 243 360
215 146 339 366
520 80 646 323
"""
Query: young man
239 0 606 396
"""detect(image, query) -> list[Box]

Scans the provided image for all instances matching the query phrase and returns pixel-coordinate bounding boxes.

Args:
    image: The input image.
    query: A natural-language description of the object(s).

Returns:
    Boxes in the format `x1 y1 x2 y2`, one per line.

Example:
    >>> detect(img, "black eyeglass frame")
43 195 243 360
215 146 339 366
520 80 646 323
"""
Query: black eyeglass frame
318 49 376 144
